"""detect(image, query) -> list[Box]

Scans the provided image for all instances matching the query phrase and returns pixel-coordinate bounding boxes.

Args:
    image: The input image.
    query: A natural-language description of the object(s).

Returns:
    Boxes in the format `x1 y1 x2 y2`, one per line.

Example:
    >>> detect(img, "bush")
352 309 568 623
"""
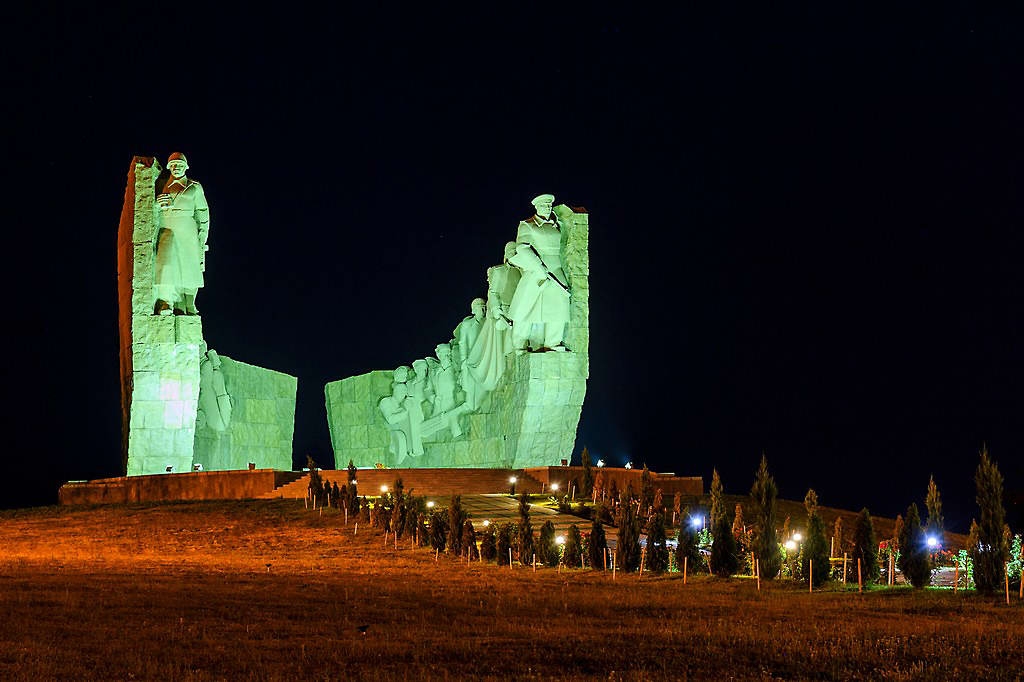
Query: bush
496 523 514 566
616 492 642 572
538 521 558 567
517 494 535 564
675 525 703 575
429 509 448 553
448 495 467 556
802 511 830 587
646 512 669 573
710 514 739 577
479 523 497 562
462 520 479 560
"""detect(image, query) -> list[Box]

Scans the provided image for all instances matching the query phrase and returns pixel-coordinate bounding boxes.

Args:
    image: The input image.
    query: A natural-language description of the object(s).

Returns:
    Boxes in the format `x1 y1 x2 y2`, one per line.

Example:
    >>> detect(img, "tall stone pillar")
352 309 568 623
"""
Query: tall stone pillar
118 157 203 475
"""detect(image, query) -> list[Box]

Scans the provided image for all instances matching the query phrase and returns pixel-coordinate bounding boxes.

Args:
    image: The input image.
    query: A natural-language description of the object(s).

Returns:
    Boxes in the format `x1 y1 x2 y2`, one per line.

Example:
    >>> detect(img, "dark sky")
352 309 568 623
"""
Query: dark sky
7 8 1022 530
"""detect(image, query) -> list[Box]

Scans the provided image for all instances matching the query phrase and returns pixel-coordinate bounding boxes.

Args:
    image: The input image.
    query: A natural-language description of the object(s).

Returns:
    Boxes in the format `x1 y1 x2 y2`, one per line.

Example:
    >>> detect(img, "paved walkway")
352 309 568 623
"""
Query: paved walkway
457 494 618 547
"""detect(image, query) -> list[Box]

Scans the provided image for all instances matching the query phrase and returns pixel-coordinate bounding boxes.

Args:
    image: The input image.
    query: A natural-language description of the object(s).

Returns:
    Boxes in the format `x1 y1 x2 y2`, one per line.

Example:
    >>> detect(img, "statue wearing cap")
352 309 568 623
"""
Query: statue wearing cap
506 194 571 351
153 152 210 315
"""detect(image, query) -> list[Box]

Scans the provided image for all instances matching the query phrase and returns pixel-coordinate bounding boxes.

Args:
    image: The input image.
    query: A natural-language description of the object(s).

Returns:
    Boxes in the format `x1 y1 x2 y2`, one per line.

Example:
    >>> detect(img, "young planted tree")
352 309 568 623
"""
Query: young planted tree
538 520 558 567
898 503 931 588
925 475 945 548
676 523 703 574
646 512 669 573
479 523 497 561
802 505 830 588
448 495 468 556
732 502 749 574
580 447 594 499
652 488 664 516
851 508 880 584
710 507 739 577
564 524 583 568
616 491 642 571
417 511 430 547
359 496 370 523
495 523 513 565
517 493 535 564
593 471 605 503
346 459 357 483
640 465 655 516
462 520 479 560
971 446 1009 595
429 508 448 553
749 455 781 579
588 513 608 569
672 492 682 526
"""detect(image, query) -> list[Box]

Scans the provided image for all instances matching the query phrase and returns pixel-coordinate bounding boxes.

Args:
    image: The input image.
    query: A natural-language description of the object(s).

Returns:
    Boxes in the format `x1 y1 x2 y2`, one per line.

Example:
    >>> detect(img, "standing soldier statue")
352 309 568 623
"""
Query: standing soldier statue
153 152 210 315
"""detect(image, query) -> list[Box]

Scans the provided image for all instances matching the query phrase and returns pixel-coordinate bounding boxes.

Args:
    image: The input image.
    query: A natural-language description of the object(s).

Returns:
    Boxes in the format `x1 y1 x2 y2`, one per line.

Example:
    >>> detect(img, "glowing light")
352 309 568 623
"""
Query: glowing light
926 536 938 549
483 520 490 527
624 462 633 470
555 535 565 545
690 516 702 529
596 459 605 467
792 532 803 542
550 483 559 492
426 501 435 508
509 476 517 484
785 540 797 551
380 485 388 493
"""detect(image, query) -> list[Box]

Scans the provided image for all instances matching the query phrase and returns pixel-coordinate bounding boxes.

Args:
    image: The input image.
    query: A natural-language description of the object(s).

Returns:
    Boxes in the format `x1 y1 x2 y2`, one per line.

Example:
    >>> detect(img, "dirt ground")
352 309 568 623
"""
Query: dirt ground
0 500 1019 681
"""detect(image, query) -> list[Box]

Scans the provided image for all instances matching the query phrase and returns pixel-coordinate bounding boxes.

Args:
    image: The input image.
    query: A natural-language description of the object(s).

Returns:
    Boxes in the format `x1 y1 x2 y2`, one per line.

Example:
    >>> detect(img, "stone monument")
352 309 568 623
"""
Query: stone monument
325 195 589 469
118 155 297 476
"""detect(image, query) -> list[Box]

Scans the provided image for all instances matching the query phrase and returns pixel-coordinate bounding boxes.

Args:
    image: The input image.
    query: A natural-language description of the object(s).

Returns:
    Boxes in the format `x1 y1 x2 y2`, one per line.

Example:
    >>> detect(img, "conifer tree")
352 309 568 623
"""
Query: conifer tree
616 491 642 571
653 488 664 515
479 523 497 562
851 508 880 584
640 465 655 516
564 524 583 568
802 504 830 587
417 512 430 547
359 496 370 523
462 520 479 560
593 471 605 503
804 488 818 517
833 517 843 557
448 495 467 556
710 469 726 529
924 475 944 548
429 508 448 552
580 447 594 498
646 512 669 573
346 459 357 483
609 479 619 507
672 492 682 526
971 446 1009 594
749 455 781 579
588 513 608 569
710 506 739 577
517 493 535 564
898 503 931 588
496 523 513 565
538 520 558 567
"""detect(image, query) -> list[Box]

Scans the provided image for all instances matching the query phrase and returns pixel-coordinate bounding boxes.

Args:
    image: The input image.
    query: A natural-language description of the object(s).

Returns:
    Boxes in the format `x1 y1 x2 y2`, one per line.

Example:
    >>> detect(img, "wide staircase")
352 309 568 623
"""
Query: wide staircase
260 468 545 499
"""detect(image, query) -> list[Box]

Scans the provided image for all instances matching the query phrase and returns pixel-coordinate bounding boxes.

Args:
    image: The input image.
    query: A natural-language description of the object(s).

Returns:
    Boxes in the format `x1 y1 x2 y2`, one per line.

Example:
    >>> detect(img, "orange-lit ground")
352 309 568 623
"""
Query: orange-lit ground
0 500 1018 680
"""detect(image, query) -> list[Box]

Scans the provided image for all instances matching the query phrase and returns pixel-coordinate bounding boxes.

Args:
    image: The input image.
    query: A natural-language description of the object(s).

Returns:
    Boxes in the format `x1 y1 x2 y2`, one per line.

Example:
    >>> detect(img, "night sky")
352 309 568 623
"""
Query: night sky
8 8 1022 530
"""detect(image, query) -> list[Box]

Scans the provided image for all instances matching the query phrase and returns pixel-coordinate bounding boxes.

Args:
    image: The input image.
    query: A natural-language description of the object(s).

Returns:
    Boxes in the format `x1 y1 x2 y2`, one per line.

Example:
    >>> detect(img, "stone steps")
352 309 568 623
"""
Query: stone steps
259 468 547 499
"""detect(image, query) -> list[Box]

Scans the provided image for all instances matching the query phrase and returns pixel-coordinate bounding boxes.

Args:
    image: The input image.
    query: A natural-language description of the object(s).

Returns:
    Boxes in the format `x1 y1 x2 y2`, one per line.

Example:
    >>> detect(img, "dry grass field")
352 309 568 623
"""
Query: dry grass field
1 500 1020 681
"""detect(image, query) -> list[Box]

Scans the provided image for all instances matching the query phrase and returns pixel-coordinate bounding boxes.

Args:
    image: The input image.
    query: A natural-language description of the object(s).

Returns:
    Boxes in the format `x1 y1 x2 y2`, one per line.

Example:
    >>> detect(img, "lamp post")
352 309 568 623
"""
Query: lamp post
509 476 517 496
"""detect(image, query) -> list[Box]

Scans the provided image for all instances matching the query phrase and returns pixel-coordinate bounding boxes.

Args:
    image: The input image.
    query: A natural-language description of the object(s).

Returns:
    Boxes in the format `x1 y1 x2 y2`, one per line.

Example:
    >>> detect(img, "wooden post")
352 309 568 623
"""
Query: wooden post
533 554 537 572
830 536 834 557
613 551 616 580
843 553 848 585
756 558 761 592
581 553 585 570
858 558 863 593
435 549 439 562
1006 564 1011 606
344 508 348 526
603 548 608 571
954 563 959 594
571 485 576 501
683 556 688 585
508 548 513 568
354 522 358 535
384 530 388 547
809 560 813 593
639 548 646 578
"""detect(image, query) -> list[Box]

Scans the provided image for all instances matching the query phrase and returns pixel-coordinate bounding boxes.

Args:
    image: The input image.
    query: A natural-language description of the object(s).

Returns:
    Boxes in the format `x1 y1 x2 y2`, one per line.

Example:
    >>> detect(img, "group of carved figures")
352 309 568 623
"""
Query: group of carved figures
379 194 573 462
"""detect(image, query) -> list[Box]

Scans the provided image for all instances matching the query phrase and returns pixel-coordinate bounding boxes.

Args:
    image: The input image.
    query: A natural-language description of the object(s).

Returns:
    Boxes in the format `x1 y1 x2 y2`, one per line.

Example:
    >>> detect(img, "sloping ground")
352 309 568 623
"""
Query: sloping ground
0 500 1018 681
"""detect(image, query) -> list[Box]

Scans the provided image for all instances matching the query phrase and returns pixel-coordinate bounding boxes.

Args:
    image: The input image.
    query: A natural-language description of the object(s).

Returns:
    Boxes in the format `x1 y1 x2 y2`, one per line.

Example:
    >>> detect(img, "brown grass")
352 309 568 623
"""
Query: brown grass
0 500 1018 681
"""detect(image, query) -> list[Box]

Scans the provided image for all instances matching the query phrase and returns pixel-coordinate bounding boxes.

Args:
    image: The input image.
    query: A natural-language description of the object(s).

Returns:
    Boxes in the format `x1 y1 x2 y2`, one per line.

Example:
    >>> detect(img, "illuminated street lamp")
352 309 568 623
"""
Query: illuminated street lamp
926 536 939 550
509 476 517 496
380 485 388 493
690 516 702 530
792 532 803 542
555 535 565 545
785 540 797 551
550 483 559 492
596 459 605 467
426 501 435 509
483 520 490 527
624 462 633 470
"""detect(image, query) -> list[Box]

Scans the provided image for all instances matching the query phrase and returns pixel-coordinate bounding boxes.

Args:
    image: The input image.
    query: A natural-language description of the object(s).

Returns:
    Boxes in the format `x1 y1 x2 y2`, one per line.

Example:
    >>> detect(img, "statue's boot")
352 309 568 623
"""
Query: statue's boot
154 299 172 316
183 292 200 315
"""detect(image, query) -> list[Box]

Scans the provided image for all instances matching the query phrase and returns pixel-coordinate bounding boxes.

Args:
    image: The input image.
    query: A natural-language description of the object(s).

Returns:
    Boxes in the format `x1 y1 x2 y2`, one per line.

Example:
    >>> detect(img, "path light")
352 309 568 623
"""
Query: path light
624 462 633 470
690 516 702 529
556 535 565 545
785 540 797 551
427 501 435 508
550 483 559 492
792 532 803 542
483 520 490 527
596 459 605 467
926 536 939 549
380 485 388 493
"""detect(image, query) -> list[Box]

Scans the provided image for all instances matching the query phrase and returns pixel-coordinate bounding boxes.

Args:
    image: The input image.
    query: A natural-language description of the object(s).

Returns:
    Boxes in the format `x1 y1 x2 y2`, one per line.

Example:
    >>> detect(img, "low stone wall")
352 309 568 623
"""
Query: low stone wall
524 466 703 498
58 469 297 505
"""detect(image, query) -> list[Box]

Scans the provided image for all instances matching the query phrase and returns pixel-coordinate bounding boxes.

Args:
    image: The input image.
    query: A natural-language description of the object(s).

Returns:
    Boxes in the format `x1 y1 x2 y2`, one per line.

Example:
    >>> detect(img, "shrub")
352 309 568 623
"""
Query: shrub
675 524 703 574
496 523 514 566
646 512 669 573
588 514 608 570
851 508 880 584
462 520 479 560
898 503 931 588
429 509 448 553
538 521 558 567
710 513 739 577
517 494 535 564
479 523 497 562
448 495 467 556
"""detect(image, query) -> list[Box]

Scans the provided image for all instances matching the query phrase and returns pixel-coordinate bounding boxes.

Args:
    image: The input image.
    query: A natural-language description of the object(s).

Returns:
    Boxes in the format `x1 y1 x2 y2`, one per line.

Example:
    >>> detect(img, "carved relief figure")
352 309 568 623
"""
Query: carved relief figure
452 298 485 409
197 349 232 432
153 152 210 316
507 193 571 351
428 343 463 437
467 242 519 399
